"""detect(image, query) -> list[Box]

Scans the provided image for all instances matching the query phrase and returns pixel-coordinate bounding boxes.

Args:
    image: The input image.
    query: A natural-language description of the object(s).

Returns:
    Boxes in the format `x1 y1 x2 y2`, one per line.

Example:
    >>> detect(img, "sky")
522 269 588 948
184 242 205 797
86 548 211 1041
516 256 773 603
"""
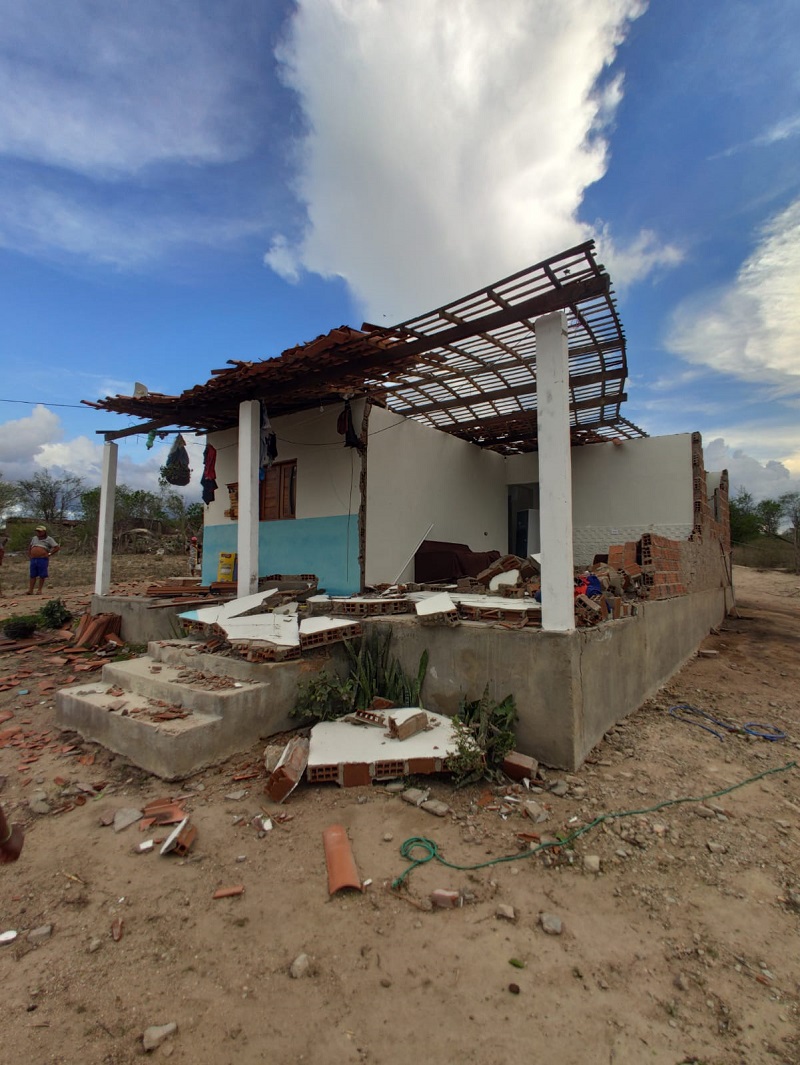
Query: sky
0 0 799 505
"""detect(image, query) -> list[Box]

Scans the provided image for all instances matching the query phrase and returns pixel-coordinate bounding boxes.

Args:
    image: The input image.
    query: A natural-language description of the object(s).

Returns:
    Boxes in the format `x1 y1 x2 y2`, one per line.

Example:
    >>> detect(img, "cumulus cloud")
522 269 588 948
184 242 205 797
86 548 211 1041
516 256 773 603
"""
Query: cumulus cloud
667 198 800 394
703 436 800 502
0 404 206 501
0 405 63 479
266 0 677 320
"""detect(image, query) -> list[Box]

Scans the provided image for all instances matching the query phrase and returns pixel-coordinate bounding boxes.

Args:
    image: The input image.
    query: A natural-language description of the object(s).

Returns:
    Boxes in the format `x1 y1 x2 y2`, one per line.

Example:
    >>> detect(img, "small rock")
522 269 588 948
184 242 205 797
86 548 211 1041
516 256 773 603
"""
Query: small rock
380 978 392 988
113 808 142 833
142 1022 177 1052
523 800 548 823
549 780 569 797
382 832 394 843
674 972 689 991
225 790 247 802
583 855 601 874
401 788 430 806
430 889 461 908
27 925 53 945
421 799 449 817
496 904 516 922
263 745 284 773
357 795 368 804
290 953 311 979
539 912 562 935
707 841 728 854
383 781 405 793
695 805 716 819
29 799 51 816
88 938 102 953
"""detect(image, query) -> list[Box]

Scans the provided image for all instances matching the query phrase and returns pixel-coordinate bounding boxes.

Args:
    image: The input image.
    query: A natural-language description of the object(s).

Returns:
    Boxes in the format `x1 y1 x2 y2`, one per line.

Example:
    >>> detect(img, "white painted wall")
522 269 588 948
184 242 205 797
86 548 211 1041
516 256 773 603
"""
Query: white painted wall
206 404 364 524
365 405 507 584
506 434 695 565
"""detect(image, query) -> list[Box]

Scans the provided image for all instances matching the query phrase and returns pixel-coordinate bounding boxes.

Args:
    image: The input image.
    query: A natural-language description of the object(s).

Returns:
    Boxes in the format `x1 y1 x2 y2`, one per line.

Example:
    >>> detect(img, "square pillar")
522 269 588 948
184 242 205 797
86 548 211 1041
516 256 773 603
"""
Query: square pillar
535 311 574 632
94 440 118 595
237 400 261 597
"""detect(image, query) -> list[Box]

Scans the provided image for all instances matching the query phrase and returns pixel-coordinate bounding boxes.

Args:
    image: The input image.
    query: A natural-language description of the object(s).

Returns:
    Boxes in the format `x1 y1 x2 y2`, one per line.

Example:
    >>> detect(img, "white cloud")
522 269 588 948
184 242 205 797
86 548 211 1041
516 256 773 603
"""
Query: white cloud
0 180 267 268
595 226 684 290
0 2 258 177
0 405 63 479
0 404 207 501
715 112 800 159
266 0 677 321
702 436 800 502
667 198 800 394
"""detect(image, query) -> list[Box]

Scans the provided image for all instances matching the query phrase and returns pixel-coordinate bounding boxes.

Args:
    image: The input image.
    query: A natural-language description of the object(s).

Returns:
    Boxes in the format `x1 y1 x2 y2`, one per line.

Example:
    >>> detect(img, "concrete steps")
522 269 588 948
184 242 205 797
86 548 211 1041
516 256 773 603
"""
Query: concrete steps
55 639 345 780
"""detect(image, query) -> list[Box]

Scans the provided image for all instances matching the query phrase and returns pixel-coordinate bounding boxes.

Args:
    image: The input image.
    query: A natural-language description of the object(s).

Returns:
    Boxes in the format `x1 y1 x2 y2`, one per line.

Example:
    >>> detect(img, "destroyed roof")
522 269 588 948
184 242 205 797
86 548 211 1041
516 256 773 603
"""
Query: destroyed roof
84 241 646 454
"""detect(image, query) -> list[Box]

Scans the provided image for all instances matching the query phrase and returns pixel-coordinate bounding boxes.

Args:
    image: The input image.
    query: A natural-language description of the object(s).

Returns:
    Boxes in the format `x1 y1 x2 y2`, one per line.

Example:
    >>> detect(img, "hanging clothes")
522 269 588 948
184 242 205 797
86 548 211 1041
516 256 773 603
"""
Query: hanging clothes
201 443 218 505
162 434 191 486
336 400 363 450
259 401 278 472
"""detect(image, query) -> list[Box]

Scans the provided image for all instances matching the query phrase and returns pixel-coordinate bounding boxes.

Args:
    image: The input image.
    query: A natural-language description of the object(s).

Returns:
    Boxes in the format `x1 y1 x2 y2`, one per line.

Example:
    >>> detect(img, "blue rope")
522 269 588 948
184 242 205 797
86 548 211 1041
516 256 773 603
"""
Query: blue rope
668 703 786 742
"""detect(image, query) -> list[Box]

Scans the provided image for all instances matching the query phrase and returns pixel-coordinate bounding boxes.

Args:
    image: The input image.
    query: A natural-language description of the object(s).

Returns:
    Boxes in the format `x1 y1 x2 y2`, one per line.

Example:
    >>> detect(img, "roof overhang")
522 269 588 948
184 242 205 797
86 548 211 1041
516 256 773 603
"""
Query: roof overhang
84 241 646 452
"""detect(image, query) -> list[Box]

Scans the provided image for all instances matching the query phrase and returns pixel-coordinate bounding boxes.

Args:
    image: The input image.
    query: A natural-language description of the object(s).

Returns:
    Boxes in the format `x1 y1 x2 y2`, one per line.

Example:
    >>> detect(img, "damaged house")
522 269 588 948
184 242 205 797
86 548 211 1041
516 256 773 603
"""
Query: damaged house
62 242 732 775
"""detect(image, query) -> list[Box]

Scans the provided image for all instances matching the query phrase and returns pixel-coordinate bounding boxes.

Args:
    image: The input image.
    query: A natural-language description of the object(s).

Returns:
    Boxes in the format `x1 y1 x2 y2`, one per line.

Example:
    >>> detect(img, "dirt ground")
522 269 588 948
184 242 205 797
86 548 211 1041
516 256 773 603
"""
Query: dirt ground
1 562 799 1065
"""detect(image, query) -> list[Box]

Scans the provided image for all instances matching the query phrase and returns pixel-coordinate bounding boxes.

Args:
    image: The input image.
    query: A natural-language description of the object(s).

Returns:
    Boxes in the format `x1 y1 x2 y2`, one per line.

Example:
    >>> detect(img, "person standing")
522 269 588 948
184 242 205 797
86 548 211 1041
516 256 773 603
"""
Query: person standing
28 524 59 595
188 536 201 577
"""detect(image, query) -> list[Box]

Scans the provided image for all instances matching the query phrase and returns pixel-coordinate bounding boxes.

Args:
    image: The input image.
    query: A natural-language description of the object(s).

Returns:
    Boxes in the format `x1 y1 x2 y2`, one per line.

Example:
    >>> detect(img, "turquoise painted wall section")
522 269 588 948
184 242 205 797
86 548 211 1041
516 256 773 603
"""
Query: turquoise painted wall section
201 515 360 595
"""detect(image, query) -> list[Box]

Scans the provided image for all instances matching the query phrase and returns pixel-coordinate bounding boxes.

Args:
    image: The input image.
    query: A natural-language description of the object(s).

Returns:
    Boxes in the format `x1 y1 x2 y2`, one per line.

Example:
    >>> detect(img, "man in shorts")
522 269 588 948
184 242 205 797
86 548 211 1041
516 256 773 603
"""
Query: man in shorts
28 524 60 595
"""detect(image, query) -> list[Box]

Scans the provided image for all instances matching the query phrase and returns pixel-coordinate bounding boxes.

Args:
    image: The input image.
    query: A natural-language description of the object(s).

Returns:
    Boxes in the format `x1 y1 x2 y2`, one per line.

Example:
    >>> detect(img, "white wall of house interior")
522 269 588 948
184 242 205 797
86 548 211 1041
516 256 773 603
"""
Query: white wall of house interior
506 433 698 566
365 404 508 585
206 405 364 525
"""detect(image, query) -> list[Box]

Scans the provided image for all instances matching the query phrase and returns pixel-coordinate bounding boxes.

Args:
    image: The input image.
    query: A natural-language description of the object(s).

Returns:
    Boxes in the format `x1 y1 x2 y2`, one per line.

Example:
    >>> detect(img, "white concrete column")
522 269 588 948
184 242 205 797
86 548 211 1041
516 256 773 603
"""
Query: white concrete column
94 440 118 596
535 311 574 632
237 400 260 597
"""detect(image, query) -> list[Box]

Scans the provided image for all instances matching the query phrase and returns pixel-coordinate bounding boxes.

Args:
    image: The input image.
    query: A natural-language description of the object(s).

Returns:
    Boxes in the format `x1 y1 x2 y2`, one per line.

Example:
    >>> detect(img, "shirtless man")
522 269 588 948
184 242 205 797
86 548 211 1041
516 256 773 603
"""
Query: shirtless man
28 524 60 595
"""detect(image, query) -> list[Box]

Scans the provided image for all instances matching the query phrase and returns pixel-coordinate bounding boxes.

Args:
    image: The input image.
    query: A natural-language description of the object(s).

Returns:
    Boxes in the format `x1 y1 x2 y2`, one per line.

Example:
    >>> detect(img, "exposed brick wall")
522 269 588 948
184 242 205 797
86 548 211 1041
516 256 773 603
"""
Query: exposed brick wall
603 434 731 601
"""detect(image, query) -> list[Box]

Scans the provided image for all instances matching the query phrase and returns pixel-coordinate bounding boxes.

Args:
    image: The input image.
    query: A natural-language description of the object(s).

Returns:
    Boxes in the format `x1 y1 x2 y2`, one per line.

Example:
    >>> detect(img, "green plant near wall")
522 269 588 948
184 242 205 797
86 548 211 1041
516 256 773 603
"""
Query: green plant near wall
450 685 518 786
291 629 429 724
291 670 356 723
345 629 429 710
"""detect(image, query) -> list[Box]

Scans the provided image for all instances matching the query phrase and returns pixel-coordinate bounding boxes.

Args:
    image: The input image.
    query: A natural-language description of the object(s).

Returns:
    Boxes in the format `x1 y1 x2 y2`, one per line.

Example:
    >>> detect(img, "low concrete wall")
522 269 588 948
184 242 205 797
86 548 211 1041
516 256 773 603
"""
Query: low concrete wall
91 594 186 644
366 583 730 770
366 617 581 769
92 585 731 772
573 586 730 765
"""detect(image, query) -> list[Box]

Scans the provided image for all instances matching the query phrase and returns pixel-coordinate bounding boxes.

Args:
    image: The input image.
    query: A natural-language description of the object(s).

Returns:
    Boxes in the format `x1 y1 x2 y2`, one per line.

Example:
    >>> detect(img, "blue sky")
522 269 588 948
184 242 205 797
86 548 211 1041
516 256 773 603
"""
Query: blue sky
1 0 798 502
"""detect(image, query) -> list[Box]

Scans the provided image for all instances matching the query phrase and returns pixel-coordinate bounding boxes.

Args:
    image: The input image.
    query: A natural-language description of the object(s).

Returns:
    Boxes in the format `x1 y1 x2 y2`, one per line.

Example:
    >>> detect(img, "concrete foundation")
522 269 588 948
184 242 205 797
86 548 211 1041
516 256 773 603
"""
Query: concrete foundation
61 581 732 777
56 638 348 779
364 584 732 769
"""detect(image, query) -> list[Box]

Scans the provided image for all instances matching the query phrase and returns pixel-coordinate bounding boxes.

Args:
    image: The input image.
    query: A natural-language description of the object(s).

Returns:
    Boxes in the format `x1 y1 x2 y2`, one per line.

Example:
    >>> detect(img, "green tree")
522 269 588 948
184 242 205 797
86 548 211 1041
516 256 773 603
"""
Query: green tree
186 501 204 537
779 491 800 573
756 498 783 537
729 488 760 544
0 470 18 522
16 469 85 524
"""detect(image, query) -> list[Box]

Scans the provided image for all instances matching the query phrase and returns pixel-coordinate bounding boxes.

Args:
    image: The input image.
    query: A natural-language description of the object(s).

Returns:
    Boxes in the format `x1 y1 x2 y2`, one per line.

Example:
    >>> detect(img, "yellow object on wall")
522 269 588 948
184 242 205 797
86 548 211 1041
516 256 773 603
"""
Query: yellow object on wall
217 551 237 582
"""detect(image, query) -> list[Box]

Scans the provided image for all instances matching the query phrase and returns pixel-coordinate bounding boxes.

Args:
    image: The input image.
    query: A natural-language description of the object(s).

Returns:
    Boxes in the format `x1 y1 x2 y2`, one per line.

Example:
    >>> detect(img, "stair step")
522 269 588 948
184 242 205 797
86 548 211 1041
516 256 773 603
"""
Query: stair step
101 657 265 717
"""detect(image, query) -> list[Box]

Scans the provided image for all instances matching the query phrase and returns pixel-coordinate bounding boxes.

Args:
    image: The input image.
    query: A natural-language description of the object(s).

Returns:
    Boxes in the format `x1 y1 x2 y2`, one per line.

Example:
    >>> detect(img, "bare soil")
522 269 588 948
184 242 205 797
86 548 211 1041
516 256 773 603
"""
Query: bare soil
1 564 799 1065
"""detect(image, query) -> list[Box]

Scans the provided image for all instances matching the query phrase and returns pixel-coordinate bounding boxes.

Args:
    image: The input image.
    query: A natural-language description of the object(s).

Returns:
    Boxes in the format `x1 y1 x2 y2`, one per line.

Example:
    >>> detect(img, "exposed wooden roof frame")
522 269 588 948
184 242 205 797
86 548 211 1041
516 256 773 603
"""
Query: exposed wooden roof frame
85 241 646 451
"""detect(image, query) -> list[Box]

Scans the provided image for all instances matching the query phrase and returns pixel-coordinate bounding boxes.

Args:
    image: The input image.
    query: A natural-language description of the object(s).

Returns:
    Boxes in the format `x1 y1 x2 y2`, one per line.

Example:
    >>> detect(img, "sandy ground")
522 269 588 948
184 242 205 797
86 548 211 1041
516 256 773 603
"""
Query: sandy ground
1 563 799 1065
